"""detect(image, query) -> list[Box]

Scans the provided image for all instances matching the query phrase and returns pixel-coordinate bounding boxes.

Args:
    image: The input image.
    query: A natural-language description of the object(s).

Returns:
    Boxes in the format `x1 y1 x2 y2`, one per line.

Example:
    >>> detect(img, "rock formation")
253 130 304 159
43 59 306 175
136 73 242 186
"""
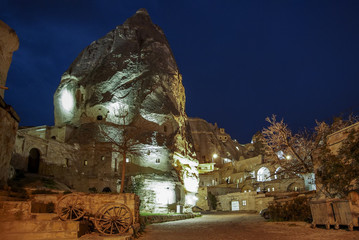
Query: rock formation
187 117 263 166
0 20 19 98
52 9 198 211
0 21 19 187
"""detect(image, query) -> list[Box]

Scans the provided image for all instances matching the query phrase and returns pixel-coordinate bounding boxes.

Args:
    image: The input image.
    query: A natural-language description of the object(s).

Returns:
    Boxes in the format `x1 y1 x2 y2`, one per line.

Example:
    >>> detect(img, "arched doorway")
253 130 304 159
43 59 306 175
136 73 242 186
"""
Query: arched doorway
28 148 40 173
102 187 112 192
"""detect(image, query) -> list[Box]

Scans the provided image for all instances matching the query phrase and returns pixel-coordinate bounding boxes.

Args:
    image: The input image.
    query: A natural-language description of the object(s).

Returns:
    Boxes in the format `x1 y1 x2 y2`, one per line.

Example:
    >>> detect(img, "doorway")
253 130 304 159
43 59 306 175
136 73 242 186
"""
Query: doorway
28 148 40 173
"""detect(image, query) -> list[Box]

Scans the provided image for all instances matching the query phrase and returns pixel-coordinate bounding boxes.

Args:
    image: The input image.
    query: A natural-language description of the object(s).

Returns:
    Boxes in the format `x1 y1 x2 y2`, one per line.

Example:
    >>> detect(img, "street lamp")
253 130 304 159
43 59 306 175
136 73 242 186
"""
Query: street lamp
212 153 218 163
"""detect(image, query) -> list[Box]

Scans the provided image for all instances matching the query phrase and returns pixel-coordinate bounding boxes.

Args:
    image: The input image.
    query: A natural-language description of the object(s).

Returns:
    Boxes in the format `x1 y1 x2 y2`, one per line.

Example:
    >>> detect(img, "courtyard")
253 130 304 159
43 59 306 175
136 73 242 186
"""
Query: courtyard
138 212 358 240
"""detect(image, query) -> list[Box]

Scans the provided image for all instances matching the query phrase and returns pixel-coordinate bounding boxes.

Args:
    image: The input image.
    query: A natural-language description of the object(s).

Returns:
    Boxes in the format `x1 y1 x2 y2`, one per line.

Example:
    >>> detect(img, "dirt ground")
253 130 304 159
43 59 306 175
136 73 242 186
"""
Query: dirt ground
137 213 359 240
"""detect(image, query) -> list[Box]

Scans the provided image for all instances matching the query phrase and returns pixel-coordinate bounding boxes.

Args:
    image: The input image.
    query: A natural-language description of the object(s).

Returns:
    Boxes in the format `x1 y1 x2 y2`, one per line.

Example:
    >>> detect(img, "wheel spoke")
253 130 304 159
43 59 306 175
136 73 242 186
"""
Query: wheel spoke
114 221 122 233
95 204 132 235
73 209 79 218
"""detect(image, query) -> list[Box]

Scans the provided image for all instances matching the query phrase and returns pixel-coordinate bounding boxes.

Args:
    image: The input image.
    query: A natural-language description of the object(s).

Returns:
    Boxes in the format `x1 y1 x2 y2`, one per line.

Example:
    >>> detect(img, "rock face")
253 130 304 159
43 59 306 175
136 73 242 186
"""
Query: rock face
54 8 184 127
0 20 19 98
187 118 262 166
53 9 198 211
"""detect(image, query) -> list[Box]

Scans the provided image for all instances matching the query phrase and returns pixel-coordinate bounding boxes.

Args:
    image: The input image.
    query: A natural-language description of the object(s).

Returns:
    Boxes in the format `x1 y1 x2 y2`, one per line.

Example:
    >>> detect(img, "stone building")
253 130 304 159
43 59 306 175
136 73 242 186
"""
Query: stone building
11 9 198 213
0 20 19 187
189 118 307 211
327 121 359 154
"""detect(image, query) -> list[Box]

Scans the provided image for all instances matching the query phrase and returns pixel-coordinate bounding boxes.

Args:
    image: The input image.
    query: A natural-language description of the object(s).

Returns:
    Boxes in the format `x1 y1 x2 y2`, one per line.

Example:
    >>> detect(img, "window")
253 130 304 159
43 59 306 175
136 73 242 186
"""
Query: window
84 160 88 166
66 158 69 167
126 158 130 163
97 115 103 120
242 200 247 206
257 167 271 182
164 125 167 132
101 156 105 161
155 159 160 164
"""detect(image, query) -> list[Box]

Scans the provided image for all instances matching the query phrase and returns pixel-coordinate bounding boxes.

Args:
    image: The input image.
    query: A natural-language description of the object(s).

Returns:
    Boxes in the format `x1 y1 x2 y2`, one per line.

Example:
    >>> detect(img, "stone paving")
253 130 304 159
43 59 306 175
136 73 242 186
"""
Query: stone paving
138 212 359 240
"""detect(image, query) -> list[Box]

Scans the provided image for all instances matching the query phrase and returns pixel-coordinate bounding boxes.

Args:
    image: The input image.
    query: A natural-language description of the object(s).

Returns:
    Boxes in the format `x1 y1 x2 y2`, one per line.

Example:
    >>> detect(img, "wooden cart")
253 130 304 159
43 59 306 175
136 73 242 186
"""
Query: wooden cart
56 193 140 235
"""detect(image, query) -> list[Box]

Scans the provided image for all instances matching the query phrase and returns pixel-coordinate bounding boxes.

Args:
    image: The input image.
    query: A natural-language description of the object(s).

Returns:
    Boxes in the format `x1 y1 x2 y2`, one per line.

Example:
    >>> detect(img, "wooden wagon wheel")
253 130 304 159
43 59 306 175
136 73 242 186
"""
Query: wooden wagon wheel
94 203 133 235
56 193 85 221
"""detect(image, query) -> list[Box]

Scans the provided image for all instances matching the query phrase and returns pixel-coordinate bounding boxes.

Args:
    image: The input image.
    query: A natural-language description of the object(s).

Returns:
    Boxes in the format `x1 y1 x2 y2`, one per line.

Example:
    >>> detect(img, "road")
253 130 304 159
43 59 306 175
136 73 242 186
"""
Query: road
138 213 358 240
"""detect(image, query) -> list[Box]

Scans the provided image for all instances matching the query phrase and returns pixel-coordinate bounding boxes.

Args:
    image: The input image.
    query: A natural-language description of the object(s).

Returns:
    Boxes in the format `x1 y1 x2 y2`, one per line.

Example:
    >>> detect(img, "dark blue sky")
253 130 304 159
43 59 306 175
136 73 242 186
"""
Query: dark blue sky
2 0 359 143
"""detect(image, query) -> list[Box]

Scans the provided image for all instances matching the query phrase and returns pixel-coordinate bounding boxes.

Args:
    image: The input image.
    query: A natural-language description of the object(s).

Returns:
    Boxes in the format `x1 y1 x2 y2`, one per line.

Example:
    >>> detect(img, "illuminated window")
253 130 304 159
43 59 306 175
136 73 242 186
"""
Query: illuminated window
242 200 247 206
126 158 130 163
101 156 105 161
257 167 271 182
155 159 160 164
84 160 88 166
272 187 275 192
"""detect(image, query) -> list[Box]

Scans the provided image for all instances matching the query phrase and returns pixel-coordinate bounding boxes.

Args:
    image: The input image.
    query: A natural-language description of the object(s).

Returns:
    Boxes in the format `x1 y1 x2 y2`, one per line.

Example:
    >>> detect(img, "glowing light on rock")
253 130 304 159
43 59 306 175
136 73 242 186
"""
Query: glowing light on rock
60 89 74 112
183 176 199 193
185 193 198 206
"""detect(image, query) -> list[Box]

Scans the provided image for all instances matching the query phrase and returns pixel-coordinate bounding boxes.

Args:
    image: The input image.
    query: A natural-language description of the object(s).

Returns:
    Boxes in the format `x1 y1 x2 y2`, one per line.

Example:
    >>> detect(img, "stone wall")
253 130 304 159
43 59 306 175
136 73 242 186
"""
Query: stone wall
327 122 359 154
0 21 20 188
217 192 274 212
0 98 19 187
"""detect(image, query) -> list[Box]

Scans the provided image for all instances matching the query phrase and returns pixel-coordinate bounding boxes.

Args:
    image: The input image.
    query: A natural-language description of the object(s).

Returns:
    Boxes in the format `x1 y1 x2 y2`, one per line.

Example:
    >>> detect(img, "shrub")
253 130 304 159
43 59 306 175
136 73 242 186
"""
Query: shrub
268 197 311 222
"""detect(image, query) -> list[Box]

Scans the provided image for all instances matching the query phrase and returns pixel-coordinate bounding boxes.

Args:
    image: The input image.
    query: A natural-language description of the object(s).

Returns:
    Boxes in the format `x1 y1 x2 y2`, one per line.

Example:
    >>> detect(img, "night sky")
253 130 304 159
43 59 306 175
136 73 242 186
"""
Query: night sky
2 0 359 143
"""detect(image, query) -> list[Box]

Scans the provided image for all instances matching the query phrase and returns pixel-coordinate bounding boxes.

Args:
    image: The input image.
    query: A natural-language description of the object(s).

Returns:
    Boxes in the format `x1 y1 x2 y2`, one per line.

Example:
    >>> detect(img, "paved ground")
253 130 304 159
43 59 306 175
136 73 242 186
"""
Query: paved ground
138 213 359 240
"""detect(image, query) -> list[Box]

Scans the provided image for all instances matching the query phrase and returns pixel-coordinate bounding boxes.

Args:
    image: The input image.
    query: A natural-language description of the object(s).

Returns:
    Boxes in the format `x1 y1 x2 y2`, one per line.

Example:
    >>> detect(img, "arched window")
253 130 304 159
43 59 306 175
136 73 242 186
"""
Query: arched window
275 167 284 180
257 167 271 182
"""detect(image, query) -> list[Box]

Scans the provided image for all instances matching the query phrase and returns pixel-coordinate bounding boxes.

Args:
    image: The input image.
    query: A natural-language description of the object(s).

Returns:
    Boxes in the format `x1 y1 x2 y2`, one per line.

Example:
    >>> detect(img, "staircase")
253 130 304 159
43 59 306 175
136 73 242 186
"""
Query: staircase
0 216 80 240
0 193 83 240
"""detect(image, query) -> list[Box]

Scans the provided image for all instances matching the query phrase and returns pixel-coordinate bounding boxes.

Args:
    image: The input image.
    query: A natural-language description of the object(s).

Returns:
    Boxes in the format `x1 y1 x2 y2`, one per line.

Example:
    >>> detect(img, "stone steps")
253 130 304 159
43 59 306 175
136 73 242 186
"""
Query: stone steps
0 219 80 240
2 231 78 240
31 212 59 221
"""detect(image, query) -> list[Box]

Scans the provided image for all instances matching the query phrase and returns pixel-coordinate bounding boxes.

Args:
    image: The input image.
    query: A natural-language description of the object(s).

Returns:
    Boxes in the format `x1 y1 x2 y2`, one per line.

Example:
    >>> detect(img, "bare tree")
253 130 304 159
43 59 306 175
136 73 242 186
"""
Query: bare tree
261 114 359 196
261 115 317 175
98 123 140 193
